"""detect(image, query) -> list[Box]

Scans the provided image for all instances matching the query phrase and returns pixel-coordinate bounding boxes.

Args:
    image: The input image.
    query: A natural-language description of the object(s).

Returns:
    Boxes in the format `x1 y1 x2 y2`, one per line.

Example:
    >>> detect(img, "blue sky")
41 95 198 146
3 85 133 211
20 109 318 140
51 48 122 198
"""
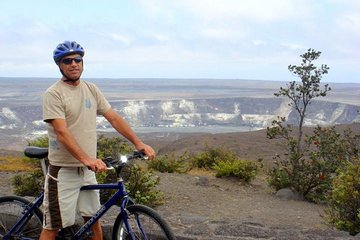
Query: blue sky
0 0 359 83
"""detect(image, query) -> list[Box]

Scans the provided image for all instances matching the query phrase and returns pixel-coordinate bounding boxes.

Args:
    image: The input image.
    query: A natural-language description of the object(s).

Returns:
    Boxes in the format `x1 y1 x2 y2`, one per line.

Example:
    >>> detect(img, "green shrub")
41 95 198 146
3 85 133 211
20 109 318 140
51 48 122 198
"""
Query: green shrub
148 154 179 173
12 136 48 196
126 164 164 207
97 163 163 207
12 169 44 197
192 146 259 182
192 146 237 169
267 167 291 190
267 126 360 203
214 159 258 182
148 152 191 173
325 158 360 236
96 135 164 207
96 134 132 159
27 135 49 147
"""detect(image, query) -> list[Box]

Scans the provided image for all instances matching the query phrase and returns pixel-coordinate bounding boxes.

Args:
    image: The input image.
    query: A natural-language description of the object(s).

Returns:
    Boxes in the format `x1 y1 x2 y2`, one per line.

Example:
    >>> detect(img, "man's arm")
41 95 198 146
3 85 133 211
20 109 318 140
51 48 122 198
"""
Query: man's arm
49 119 107 172
103 108 155 159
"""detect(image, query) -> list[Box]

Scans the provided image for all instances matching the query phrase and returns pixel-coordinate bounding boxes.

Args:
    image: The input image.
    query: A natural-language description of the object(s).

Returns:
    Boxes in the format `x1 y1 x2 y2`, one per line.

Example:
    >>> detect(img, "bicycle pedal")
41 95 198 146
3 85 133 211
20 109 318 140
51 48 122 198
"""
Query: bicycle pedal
57 226 77 239
56 235 72 240
56 226 94 239
83 230 95 238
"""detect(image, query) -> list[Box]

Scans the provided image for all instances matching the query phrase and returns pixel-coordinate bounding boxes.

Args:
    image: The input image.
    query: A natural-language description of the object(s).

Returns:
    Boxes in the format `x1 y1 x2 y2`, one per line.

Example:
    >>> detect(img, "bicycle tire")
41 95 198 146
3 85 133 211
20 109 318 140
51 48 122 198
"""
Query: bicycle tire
112 204 176 240
0 196 43 240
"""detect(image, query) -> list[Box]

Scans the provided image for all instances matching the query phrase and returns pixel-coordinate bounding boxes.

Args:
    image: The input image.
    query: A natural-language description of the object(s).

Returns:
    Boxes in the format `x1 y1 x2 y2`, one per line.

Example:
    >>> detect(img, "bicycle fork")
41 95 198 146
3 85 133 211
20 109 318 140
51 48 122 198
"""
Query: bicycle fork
120 200 148 240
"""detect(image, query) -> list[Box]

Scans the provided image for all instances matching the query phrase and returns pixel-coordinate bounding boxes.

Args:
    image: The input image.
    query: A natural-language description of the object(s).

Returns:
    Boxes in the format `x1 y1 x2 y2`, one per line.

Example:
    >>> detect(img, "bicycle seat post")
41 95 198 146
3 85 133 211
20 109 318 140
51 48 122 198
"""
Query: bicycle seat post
40 158 48 176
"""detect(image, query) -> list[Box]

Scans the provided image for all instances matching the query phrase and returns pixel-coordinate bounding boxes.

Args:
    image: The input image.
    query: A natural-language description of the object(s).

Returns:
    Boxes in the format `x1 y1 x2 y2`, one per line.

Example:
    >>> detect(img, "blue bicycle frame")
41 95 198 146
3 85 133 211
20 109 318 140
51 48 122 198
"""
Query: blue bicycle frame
4 181 137 240
73 181 133 240
3 147 162 240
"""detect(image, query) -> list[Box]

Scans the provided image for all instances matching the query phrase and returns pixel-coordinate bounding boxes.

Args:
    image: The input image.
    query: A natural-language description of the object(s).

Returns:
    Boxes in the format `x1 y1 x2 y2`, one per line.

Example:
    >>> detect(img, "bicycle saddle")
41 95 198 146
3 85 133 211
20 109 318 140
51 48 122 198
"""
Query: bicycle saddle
24 146 48 159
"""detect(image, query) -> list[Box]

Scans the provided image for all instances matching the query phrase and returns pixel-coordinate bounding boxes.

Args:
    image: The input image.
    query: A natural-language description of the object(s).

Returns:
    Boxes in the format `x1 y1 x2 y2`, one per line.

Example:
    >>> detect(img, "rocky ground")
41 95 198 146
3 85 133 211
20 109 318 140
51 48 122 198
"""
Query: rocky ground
152 172 358 240
1 170 358 239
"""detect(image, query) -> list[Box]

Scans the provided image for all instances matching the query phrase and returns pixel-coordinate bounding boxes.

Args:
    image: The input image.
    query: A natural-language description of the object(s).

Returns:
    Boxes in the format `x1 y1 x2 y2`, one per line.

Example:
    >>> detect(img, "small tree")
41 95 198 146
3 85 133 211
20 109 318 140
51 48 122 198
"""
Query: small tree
266 48 334 201
268 48 331 155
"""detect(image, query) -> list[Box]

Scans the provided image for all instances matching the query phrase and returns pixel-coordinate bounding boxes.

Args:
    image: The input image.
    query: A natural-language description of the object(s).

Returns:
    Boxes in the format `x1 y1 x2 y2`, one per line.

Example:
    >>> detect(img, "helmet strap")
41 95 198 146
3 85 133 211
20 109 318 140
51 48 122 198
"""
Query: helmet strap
58 60 83 82
60 68 80 82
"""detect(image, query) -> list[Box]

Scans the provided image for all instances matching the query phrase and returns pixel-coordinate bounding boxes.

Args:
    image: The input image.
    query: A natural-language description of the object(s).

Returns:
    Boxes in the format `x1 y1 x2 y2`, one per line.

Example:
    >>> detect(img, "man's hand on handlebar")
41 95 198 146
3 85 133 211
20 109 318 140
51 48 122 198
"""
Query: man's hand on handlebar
135 142 155 160
86 158 107 173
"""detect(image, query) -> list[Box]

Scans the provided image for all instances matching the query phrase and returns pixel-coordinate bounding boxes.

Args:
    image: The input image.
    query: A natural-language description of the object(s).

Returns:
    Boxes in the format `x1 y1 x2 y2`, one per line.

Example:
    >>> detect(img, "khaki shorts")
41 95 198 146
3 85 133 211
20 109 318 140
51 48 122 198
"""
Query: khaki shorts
42 165 100 230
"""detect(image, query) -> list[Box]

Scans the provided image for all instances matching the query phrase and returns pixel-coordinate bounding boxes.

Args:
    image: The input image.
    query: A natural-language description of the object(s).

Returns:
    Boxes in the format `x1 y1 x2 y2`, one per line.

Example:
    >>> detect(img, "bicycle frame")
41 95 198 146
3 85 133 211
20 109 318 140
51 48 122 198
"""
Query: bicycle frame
73 181 132 240
4 180 138 240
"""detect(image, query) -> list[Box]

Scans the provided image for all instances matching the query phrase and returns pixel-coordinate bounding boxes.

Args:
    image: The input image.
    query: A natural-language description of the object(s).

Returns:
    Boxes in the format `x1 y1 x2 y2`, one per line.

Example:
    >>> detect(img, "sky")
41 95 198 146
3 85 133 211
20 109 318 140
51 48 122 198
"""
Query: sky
0 0 359 83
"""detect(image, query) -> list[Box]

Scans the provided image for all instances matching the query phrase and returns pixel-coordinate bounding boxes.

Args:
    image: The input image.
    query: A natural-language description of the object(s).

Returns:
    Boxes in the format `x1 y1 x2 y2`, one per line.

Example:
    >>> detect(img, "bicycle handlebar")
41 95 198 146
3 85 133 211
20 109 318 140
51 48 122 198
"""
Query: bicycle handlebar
102 151 147 180
103 150 148 169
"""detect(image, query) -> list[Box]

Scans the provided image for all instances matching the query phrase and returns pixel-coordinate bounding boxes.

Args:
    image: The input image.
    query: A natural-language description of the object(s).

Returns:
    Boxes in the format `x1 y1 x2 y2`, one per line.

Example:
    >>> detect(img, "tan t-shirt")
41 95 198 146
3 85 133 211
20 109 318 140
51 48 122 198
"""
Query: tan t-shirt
43 80 111 167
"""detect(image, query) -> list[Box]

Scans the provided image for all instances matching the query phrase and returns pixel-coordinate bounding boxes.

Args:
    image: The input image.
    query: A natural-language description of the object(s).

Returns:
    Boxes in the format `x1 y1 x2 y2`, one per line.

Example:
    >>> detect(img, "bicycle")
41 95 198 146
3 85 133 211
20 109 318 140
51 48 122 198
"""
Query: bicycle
0 146 176 240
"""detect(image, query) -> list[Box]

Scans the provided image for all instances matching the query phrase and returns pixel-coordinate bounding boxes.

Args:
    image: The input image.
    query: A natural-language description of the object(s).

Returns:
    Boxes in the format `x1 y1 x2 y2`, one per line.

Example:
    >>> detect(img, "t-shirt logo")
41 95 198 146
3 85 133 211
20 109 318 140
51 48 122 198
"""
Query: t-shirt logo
50 139 59 150
85 99 92 109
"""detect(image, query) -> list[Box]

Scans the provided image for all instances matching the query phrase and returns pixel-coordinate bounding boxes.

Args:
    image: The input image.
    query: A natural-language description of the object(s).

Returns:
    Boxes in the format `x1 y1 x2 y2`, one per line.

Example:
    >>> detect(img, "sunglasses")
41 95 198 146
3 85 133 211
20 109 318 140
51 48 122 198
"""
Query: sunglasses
61 57 83 65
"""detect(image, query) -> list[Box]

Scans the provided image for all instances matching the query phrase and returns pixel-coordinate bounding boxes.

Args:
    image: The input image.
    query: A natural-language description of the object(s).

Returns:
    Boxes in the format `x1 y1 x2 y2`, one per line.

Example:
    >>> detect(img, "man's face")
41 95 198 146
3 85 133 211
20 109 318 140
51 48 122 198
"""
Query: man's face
59 54 83 80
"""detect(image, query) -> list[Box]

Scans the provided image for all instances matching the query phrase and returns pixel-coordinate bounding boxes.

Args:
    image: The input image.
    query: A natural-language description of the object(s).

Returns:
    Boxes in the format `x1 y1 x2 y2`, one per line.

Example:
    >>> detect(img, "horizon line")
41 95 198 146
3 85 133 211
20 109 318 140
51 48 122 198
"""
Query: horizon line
0 76 359 85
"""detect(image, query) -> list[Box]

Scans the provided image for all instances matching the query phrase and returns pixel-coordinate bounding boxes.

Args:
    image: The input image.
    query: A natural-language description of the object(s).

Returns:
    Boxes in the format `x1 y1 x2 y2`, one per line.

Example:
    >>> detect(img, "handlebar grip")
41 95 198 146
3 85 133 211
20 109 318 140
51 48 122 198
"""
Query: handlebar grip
103 156 116 167
102 151 148 168
132 150 146 159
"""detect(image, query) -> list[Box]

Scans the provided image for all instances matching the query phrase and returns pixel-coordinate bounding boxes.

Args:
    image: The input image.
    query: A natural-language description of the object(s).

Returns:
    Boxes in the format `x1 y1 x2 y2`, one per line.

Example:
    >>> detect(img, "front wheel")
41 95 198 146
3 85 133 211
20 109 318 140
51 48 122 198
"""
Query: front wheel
112 204 176 240
0 196 43 239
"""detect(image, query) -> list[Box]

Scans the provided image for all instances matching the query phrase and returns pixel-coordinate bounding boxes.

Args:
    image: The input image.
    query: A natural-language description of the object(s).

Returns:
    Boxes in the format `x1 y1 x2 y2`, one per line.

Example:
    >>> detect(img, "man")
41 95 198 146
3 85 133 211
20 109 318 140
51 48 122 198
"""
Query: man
40 41 155 240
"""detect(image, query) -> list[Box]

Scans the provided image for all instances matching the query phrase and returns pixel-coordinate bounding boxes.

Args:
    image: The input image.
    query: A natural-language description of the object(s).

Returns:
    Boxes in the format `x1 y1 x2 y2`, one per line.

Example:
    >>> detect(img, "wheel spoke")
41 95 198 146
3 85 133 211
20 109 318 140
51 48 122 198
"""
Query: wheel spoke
113 205 175 240
0 196 43 239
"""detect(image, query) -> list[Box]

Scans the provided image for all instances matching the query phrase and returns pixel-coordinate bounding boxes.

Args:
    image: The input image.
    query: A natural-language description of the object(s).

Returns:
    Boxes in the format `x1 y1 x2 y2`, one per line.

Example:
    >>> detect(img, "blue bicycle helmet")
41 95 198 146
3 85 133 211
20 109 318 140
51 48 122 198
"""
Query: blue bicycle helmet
53 41 85 64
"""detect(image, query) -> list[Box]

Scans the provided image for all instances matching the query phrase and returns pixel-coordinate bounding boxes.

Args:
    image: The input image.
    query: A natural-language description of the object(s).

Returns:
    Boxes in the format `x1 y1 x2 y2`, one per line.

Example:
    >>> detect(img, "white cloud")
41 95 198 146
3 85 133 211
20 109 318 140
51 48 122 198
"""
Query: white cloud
280 43 308 51
253 40 267 46
0 0 359 82
153 34 170 42
173 0 310 22
336 13 360 37
25 21 53 37
200 28 248 41
0 62 56 77
110 33 132 45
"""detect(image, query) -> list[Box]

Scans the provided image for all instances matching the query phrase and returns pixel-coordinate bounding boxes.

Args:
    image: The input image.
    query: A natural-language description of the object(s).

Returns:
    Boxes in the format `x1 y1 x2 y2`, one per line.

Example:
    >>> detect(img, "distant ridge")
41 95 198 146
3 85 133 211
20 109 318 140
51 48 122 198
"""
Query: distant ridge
0 77 359 151
151 123 360 165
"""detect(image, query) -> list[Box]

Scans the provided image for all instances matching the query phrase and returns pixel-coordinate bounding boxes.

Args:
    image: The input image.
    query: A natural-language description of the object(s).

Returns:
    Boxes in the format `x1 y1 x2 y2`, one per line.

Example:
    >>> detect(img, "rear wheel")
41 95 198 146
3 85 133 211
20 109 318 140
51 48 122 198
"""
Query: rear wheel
112 204 176 240
0 196 43 239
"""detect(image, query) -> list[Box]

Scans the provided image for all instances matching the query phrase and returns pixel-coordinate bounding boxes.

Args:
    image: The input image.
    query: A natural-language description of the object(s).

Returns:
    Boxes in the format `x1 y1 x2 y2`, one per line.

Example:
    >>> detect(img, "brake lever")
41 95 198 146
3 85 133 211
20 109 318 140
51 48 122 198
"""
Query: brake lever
103 156 117 169
132 150 148 160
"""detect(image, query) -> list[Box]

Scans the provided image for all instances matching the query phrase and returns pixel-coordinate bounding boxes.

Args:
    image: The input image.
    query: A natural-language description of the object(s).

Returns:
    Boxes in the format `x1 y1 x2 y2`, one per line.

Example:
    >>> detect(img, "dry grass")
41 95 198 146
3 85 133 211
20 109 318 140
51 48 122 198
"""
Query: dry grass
0 156 36 172
187 168 215 177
